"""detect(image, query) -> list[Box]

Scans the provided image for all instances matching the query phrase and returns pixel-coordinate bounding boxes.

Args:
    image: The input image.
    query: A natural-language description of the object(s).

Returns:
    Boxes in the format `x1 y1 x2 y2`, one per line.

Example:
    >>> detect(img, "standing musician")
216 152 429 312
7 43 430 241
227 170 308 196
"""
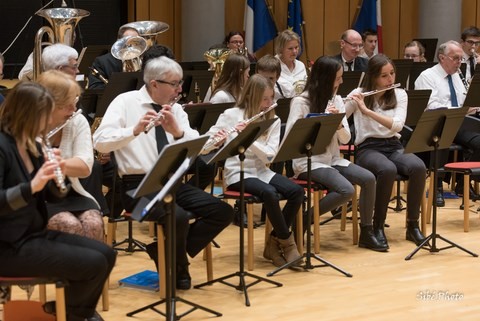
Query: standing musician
93 56 233 290
345 54 427 248
37 70 104 242
275 29 308 99
204 53 250 103
0 81 115 321
205 74 304 267
285 56 386 252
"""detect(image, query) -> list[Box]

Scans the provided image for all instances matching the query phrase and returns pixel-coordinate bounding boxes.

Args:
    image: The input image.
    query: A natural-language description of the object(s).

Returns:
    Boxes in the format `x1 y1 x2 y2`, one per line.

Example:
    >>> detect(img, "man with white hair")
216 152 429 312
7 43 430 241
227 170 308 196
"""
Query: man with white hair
18 43 79 80
93 56 233 290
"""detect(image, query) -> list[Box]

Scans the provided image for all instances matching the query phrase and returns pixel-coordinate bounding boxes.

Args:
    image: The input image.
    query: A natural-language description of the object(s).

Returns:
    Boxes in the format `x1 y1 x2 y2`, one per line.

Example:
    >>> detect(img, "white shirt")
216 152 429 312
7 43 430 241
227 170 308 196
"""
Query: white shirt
414 63 465 110
345 88 407 145
275 54 307 98
285 94 351 178
462 51 476 81
93 85 199 177
205 107 281 187
209 89 236 104
57 114 98 205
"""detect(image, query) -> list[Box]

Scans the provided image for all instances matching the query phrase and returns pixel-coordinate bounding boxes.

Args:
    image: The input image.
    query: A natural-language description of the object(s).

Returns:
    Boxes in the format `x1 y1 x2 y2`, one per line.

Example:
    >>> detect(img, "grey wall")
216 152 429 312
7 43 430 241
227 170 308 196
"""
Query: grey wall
181 0 225 61
418 0 462 60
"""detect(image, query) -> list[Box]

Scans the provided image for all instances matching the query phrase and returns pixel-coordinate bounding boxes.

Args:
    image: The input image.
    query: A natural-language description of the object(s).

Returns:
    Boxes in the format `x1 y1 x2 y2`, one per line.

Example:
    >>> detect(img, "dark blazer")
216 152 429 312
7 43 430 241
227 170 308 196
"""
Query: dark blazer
87 52 123 89
0 132 48 245
333 54 369 72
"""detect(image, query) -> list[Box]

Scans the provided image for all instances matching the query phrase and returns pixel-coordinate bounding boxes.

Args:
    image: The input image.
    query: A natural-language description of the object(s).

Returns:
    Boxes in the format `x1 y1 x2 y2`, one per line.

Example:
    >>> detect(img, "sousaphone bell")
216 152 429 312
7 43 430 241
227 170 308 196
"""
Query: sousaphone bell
119 21 170 48
111 36 148 72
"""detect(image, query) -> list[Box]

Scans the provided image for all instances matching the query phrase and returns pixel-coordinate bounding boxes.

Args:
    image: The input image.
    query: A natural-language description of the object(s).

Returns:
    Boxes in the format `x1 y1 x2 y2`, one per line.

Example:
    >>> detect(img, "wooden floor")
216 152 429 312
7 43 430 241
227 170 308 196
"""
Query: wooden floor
5 188 480 321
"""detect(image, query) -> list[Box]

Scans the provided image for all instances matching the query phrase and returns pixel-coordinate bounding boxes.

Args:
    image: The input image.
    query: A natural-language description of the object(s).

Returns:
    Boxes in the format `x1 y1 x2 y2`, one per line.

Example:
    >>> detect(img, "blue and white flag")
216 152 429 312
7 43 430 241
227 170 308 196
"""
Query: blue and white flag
244 0 278 52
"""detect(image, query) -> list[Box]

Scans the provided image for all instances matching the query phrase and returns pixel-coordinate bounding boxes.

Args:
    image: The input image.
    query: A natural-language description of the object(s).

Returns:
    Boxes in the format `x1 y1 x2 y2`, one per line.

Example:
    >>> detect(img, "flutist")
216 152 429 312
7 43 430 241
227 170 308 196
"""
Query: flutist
205 74 304 268
38 70 105 243
0 81 116 321
93 56 233 290
345 54 427 248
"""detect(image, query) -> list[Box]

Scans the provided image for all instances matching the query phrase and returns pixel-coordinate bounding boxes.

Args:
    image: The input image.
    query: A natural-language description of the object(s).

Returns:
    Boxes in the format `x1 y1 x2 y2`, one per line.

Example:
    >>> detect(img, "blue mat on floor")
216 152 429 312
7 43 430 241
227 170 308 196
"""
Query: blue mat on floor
425 191 459 199
119 270 159 292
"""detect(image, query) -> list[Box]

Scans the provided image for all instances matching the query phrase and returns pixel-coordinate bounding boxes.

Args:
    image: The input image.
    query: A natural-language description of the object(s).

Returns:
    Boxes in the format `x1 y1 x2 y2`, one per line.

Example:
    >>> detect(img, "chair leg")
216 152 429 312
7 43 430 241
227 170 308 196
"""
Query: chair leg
247 202 255 271
55 282 66 321
295 207 303 254
464 174 470 232
38 284 47 304
426 173 435 224
204 243 213 282
351 185 359 245
313 190 321 254
157 225 166 299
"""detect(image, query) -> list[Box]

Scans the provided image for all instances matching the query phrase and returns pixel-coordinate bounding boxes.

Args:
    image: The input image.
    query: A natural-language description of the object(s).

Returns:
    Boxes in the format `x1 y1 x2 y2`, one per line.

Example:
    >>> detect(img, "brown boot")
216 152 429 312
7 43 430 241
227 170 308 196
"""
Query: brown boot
277 234 302 265
263 234 287 267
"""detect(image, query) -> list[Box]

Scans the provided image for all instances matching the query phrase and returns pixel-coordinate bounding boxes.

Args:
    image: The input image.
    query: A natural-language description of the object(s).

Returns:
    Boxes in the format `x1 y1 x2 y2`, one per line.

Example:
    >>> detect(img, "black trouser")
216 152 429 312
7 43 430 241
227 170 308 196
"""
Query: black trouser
0 231 116 319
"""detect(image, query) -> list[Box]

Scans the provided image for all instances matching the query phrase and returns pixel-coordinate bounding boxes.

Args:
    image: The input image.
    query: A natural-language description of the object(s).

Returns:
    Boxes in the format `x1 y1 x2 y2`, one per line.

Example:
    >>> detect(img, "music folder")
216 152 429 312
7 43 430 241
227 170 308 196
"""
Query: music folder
129 135 209 222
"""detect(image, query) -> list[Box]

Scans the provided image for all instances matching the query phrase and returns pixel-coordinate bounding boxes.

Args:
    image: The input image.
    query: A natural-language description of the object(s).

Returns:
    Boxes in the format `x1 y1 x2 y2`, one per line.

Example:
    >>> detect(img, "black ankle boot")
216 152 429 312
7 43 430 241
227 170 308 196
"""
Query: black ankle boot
358 224 388 252
406 220 426 245
373 222 389 249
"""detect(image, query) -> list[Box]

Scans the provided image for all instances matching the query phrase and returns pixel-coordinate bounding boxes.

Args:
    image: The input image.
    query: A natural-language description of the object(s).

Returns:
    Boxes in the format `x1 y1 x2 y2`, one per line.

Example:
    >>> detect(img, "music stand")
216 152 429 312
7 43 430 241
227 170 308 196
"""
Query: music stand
403 107 478 260
405 89 432 127
275 98 292 123
392 59 414 89
409 62 436 89
463 72 480 107
412 38 438 62
127 136 222 320
265 113 352 277
183 102 234 135
337 71 364 97
182 70 214 103
194 118 283 307
77 45 111 76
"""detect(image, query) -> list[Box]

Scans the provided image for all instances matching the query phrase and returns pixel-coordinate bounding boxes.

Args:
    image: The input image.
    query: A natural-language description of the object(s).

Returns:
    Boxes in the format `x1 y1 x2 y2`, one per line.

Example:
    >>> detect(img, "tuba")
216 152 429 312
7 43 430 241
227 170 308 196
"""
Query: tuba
33 7 90 80
119 21 169 48
111 36 148 72
204 48 232 92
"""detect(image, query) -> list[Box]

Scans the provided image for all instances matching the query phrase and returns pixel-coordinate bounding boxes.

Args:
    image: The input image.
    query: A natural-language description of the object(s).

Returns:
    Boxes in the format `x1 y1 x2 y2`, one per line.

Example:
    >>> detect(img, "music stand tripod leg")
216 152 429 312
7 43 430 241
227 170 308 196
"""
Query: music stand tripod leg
268 147 352 277
194 148 282 307
127 194 222 319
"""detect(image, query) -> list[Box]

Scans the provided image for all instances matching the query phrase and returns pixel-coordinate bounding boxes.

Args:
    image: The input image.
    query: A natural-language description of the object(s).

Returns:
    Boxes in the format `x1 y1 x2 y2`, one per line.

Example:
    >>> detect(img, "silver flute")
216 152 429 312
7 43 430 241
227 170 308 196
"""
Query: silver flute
46 109 83 140
144 95 182 134
343 83 401 101
44 137 69 195
201 102 278 153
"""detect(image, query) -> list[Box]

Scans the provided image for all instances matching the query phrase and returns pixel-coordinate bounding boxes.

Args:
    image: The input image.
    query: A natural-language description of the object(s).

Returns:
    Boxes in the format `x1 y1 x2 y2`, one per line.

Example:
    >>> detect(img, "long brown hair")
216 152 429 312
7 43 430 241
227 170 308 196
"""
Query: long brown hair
212 53 250 101
306 56 341 113
362 54 397 111
0 81 54 156
237 74 275 120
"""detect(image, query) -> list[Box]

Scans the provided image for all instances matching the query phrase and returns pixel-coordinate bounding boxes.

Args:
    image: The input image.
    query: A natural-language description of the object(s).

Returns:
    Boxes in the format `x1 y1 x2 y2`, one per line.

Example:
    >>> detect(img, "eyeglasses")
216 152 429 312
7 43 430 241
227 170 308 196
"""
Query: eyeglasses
155 79 184 88
229 40 244 45
466 40 480 46
404 54 419 59
444 55 462 63
343 39 364 49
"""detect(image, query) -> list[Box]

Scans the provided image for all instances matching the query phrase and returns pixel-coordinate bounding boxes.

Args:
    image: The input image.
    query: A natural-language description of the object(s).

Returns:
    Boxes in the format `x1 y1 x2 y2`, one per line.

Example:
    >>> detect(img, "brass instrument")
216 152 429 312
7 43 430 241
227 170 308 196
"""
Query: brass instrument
111 36 148 72
119 21 170 48
33 7 90 80
89 67 108 85
204 48 232 92
293 76 307 96
46 108 83 140
194 82 201 103
343 83 401 101
144 95 182 134
238 45 249 57
201 102 278 154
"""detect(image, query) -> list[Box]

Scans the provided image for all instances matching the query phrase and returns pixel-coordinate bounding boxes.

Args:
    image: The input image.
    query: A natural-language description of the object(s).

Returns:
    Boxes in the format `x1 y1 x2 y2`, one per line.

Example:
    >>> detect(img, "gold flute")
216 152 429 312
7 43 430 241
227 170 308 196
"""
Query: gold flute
144 95 182 134
201 102 278 153
343 83 401 101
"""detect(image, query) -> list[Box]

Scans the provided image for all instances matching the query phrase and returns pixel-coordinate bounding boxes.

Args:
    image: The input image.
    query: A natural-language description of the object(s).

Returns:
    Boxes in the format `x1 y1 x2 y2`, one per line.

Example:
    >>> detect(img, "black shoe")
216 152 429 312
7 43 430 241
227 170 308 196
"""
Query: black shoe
455 183 480 201
87 311 105 321
358 225 388 252
406 221 427 246
43 301 56 315
373 227 389 249
436 190 445 207
176 265 191 290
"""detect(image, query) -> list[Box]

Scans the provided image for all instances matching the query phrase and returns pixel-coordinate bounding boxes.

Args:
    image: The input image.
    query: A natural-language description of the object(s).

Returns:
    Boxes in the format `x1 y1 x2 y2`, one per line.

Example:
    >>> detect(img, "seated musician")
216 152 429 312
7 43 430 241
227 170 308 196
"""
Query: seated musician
93 56 233 290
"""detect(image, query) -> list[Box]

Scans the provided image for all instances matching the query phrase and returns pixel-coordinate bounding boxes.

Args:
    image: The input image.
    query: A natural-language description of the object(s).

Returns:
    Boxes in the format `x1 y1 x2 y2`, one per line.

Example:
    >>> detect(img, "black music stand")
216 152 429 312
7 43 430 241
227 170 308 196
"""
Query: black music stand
126 136 222 320
337 71 364 97
409 62 436 89
392 59 413 89
194 118 283 307
405 89 432 127
275 98 292 124
184 102 234 134
266 113 352 277
404 107 478 260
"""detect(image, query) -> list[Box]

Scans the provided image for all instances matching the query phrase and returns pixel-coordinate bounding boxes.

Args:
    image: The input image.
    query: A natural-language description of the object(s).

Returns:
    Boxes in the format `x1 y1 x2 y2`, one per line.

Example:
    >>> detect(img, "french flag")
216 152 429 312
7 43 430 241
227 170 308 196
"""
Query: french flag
353 0 383 53
244 0 278 52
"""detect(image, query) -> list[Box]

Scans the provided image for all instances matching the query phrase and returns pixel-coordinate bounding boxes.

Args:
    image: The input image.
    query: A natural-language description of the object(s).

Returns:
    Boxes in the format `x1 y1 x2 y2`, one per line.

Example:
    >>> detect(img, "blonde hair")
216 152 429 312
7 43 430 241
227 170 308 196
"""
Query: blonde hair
237 74 275 120
37 70 82 108
275 29 300 55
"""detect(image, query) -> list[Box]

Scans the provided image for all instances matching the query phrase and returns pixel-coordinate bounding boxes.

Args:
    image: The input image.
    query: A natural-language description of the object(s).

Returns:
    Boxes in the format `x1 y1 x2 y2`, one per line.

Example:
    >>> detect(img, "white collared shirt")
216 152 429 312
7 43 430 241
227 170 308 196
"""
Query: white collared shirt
275 54 307 98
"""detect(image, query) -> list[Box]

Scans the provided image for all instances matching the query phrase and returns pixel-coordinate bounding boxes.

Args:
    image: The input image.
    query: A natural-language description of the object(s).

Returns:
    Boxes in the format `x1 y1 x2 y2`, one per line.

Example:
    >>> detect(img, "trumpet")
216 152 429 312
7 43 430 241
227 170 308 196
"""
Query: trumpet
144 95 182 134
46 109 83 140
44 138 70 197
201 102 278 153
343 83 401 101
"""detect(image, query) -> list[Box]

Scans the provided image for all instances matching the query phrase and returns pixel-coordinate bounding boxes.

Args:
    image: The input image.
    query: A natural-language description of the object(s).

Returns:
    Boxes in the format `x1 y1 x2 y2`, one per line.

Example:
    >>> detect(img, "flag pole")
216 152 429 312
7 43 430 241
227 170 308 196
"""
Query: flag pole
351 0 364 28
299 1 311 69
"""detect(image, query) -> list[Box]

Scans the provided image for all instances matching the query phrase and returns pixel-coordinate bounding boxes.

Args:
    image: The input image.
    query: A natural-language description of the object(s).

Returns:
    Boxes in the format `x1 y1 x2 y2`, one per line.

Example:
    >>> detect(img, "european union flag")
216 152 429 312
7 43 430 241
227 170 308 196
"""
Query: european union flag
287 0 303 54
353 0 377 34
244 0 278 52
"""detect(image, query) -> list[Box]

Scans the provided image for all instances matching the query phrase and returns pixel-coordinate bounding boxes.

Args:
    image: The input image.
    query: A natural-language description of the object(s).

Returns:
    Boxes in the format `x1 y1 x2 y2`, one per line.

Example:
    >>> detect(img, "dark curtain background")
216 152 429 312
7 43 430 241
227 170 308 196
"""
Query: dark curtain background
0 0 127 79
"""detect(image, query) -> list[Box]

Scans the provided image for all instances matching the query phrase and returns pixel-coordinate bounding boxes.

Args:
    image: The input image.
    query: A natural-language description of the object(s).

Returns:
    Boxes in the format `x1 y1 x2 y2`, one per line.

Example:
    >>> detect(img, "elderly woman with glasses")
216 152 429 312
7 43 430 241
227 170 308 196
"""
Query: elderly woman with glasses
37 70 104 242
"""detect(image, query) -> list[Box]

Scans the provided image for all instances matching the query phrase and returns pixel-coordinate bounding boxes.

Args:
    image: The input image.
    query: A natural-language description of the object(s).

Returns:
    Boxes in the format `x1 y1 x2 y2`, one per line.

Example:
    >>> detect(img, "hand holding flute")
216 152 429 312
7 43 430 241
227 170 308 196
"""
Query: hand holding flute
144 95 182 134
